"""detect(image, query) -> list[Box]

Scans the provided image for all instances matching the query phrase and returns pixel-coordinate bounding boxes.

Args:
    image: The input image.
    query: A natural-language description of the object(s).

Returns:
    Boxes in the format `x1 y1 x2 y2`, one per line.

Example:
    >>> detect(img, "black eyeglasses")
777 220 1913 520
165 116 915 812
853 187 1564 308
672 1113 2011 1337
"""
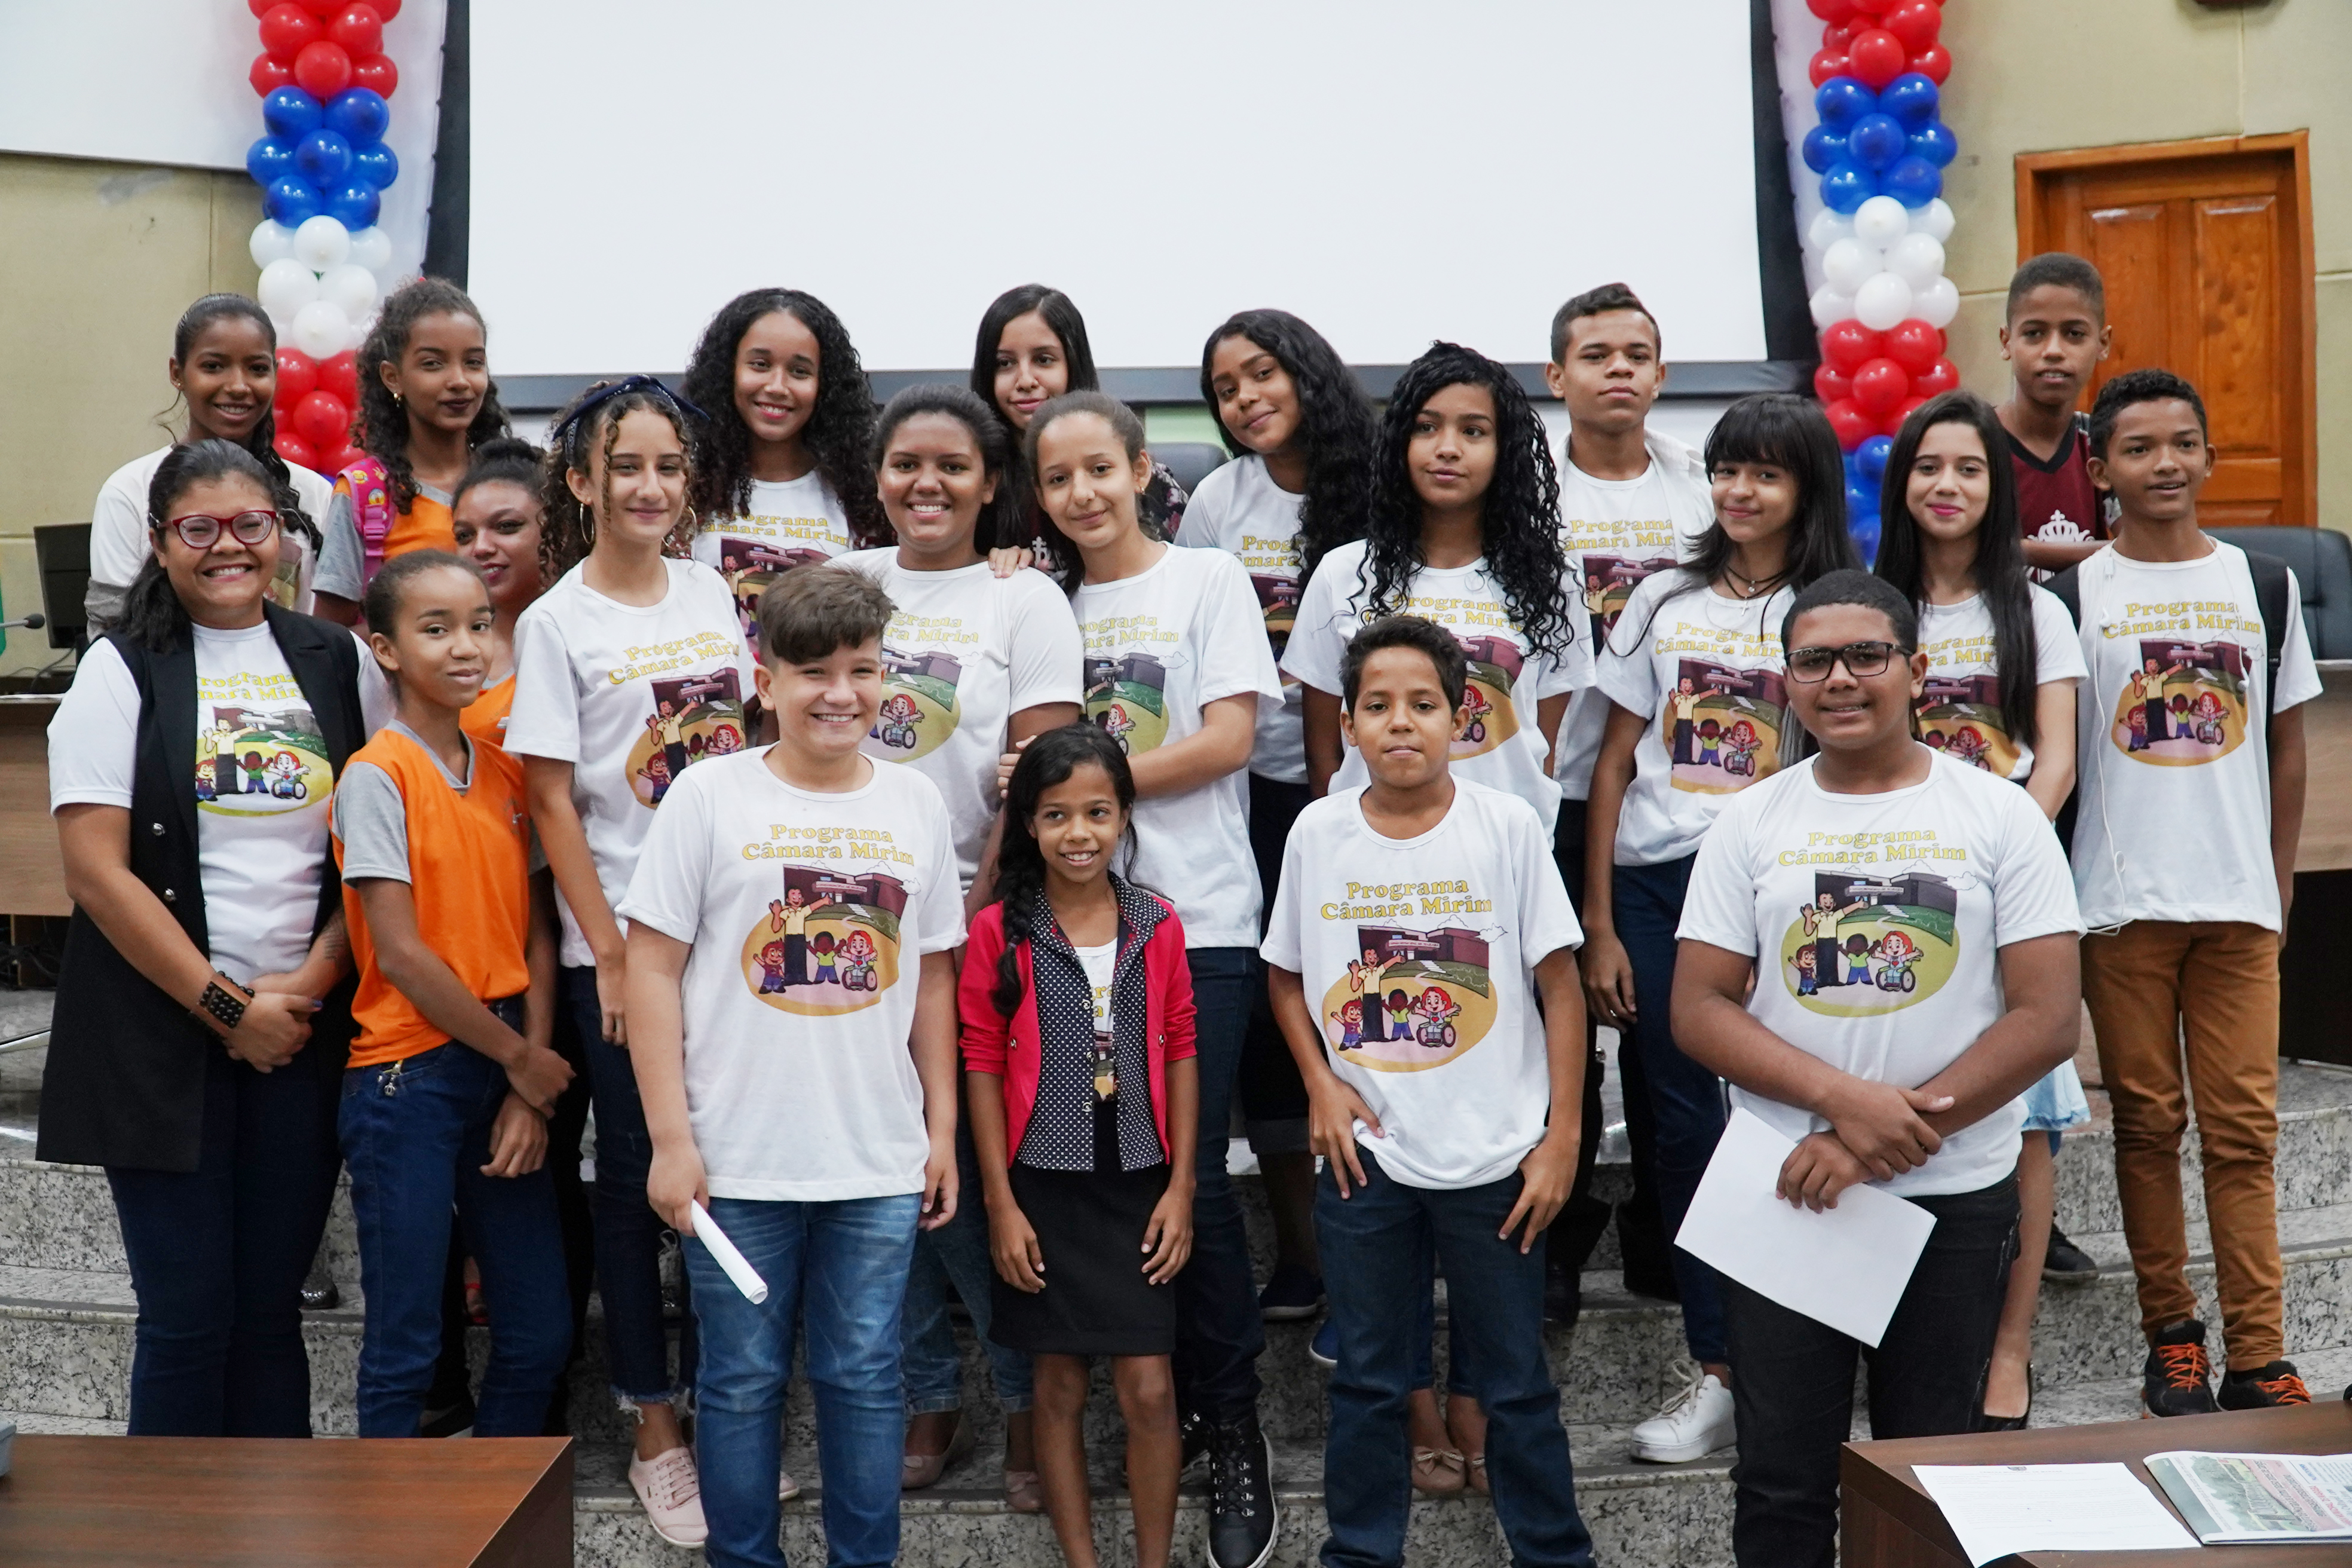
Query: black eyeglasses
1787 641 1909 682
160 510 278 550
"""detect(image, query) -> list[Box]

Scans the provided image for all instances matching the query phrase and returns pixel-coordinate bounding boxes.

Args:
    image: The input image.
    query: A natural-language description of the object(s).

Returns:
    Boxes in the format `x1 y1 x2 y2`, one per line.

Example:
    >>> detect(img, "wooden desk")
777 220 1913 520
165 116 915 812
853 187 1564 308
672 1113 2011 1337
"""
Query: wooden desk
1843 1402 2352 1566
0 1435 573 1566
0 697 66 918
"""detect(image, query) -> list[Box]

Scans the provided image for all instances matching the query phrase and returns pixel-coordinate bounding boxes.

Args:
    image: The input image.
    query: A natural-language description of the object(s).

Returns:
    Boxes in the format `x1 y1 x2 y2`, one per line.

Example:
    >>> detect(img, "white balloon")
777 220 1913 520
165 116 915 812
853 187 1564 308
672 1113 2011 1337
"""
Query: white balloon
1913 198 1957 244
1854 195 1912 249
345 225 393 274
1806 208 1856 254
319 263 379 321
292 215 352 273
1821 238 1885 296
293 299 354 360
249 219 296 270
1886 232 1949 290
1914 275 1962 329
1809 286 1857 330
257 257 321 320
1854 272 1916 332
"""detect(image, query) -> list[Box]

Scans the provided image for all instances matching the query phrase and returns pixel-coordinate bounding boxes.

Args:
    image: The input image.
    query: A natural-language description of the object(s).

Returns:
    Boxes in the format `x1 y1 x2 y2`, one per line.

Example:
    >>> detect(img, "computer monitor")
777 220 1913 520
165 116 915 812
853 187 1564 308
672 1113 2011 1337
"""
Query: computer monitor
33 522 90 652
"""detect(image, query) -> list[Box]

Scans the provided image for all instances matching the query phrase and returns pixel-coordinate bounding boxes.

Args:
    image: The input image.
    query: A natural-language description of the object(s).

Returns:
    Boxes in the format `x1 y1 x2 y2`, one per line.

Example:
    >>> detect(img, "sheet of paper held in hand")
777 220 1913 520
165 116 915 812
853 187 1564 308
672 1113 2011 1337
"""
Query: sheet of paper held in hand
1672 1107 1934 1347
2147 1450 2352 1544
1913 1464 2201 1565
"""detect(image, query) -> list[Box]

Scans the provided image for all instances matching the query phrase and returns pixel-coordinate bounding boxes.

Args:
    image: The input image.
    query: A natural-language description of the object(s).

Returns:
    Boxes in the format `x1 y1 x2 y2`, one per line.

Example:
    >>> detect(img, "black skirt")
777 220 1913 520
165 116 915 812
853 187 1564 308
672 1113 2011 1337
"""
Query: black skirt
991 1159 1176 1357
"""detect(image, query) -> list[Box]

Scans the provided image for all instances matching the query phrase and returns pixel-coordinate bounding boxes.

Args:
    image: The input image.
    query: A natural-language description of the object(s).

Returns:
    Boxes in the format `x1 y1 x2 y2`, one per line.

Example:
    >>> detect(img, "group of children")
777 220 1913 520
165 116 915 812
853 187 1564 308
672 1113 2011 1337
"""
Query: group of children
44 254 2315 1568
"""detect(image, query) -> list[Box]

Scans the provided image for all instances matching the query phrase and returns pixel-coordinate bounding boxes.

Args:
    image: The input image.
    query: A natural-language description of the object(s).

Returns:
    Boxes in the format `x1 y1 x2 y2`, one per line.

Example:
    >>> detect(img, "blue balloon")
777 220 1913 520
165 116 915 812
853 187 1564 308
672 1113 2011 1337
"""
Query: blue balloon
1848 514 1881 569
325 180 381 231
294 130 353 189
245 135 297 189
1879 72 1941 130
1848 113 1907 172
1815 76 1876 133
324 88 391 146
1909 120 1959 170
1882 155 1944 208
265 176 324 228
1800 124 1848 176
262 85 323 141
1846 482 1878 517
350 140 399 191
1819 162 1877 215
1857 434 1894 483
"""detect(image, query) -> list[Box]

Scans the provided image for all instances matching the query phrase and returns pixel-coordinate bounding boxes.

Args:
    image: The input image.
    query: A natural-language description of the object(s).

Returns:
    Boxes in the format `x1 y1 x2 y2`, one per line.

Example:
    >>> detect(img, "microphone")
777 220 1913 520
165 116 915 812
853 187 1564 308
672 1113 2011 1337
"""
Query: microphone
1 613 43 632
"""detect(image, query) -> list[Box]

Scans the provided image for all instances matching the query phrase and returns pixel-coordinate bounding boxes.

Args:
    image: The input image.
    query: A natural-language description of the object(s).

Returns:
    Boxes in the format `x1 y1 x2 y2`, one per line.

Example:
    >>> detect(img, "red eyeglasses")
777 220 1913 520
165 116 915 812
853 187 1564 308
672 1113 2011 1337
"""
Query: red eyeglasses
160 509 279 550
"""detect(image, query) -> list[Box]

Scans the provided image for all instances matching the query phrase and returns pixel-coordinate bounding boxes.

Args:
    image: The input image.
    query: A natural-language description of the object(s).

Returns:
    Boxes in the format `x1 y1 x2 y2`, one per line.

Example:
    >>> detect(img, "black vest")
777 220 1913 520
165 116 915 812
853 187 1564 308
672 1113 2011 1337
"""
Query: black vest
38 605 365 1171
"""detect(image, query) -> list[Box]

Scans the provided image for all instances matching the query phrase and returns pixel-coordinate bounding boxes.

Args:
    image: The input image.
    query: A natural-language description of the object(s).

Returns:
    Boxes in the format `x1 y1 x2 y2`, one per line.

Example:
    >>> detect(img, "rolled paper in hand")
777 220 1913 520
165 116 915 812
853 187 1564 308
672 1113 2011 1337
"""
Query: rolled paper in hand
689 1200 768 1304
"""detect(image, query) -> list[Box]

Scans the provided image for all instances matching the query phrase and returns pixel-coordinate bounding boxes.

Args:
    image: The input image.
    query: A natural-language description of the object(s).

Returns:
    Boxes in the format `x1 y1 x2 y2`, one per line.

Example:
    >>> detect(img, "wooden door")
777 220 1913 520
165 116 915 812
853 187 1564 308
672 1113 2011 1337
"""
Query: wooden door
2018 132 2316 527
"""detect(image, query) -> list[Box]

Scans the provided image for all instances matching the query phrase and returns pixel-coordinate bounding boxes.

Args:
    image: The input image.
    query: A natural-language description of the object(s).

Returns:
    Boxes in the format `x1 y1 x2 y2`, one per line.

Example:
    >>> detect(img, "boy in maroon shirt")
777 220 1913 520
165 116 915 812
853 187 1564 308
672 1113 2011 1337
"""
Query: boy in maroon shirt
1996 253 2115 574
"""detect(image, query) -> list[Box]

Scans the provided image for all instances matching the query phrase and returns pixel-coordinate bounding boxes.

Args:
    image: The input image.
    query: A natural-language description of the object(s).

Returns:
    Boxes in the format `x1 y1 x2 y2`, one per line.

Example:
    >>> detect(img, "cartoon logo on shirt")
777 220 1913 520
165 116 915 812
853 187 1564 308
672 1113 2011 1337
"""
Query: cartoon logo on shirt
1319 923 1497 1072
1085 651 1171 757
715 536 832 644
195 699 329 816
1579 553 1674 644
1251 573 1301 660
865 647 963 763
1916 672 2017 778
1450 636 1523 762
1662 659 1786 795
626 668 746 808
741 864 905 1016
1781 869 1958 1016
2110 638 2247 767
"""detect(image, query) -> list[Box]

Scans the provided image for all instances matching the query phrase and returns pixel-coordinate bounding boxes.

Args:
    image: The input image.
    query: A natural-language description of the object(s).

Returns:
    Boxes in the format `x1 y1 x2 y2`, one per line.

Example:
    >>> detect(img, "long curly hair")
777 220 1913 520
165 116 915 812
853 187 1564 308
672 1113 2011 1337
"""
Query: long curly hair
1360 342 1574 661
538 381 703 581
353 277 512 510
165 294 321 555
989 722 1137 1017
680 288 886 549
1199 309 1375 585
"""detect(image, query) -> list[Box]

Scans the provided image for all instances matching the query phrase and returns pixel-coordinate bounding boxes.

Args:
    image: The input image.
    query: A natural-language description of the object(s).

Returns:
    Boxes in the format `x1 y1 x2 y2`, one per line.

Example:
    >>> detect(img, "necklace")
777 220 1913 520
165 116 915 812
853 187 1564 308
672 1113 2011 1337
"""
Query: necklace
1720 564 1773 599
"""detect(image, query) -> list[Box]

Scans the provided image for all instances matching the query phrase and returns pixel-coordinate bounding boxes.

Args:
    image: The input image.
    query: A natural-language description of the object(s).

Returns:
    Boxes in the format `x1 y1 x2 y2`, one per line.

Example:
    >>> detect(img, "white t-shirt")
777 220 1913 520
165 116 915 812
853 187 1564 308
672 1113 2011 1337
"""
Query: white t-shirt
1260 780 1582 1189
690 472 854 650
1595 572 1795 866
48 621 391 983
1071 543 1280 949
1285 539 1588 836
1677 751 2085 1197
505 558 756 967
2066 542 2321 931
88 446 333 617
1915 587 2087 782
617 751 964 1201
1554 444 1714 800
1174 455 1309 785
837 548 1084 890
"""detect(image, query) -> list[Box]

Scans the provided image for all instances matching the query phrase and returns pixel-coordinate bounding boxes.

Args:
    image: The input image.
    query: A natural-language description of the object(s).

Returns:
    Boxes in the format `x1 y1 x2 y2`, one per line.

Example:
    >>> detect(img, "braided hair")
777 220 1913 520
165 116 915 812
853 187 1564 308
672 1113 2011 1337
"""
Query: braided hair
353 277 512 510
538 381 703 581
167 294 321 556
1198 309 1376 586
990 722 1138 1017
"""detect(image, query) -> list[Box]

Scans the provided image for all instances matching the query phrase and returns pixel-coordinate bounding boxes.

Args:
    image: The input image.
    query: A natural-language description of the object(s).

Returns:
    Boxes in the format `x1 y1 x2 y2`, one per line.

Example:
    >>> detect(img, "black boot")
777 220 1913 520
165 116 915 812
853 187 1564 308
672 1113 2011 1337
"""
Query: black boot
1205 1410 1278 1568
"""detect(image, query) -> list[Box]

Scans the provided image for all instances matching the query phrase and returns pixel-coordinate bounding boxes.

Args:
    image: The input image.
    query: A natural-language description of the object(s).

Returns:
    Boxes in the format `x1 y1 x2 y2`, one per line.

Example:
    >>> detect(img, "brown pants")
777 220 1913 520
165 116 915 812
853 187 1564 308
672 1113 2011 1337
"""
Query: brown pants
2081 920 2283 1369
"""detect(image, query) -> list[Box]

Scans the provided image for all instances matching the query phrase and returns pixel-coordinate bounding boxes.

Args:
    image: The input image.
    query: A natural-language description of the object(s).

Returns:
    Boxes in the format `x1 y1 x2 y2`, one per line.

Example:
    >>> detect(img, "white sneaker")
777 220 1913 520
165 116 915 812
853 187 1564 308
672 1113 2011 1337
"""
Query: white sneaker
1630 1362 1735 1463
779 1468 801 1502
629 1445 709 1548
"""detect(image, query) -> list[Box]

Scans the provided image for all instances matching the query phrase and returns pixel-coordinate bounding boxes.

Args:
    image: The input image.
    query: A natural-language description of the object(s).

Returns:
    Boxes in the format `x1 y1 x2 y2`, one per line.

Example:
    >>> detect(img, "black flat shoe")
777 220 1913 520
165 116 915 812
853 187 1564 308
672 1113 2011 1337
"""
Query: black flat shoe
299 1280 341 1311
2042 1224 2098 1282
1975 1364 2034 1432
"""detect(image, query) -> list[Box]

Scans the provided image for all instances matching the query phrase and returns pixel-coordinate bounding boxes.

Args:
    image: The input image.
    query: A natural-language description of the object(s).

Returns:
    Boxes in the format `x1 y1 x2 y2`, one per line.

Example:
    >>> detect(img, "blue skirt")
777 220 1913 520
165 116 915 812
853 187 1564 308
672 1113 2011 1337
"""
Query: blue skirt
2020 1059 2091 1141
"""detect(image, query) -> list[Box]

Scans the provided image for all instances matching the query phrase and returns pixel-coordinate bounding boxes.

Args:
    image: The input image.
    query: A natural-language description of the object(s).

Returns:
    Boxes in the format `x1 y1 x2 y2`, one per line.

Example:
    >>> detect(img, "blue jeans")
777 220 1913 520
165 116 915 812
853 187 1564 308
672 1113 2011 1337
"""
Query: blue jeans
106 1042 342 1437
1174 945 1267 1425
688 1193 921 1568
340 1037 572 1437
902 1126 1031 1416
562 964 691 1406
1317 1150 1593 1568
1613 855 1729 1364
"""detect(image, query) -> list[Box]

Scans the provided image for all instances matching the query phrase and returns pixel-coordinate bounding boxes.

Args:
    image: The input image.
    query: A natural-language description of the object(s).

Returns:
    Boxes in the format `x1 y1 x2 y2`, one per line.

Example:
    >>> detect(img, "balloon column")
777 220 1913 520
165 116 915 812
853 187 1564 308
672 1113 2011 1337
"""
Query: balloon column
242 0 408 473
1796 0 1960 565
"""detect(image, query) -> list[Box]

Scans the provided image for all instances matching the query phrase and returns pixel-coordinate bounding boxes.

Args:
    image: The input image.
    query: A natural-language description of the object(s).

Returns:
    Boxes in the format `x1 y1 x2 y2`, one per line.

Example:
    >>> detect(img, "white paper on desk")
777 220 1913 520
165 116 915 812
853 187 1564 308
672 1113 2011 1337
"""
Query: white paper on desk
1913 1463 2201 1565
1673 1107 1934 1347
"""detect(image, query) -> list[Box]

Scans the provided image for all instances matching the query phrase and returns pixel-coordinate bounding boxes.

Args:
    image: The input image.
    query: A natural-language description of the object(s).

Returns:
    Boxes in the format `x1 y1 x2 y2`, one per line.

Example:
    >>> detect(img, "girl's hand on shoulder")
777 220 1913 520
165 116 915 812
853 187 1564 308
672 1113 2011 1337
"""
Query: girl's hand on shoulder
989 1202 1046 1293
1141 1181 1195 1284
225 991 320 1071
996 734 1036 802
1306 1075 1380 1198
481 1093 548 1178
647 1140 708 1234
986 546 1036 578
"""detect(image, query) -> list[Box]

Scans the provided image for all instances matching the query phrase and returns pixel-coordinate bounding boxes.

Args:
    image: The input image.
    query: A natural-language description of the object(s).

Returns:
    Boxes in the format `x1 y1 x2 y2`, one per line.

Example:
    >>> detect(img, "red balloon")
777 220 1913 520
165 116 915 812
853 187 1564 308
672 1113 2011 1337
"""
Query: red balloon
1847 27 1907 90
1823 22 1854 48
1813 363 1855 406
350 53 399 97
274 430 320 471
329 4 382 57
296 0 342 16
321 445 366 476
274 348 319 408
1883 319 1944 374
250 52 295 96
1910 44 1952 84
1806 0 1855 19
317 351 359 407
249 0 275 14
1851 357 1909 416
292 39 353 98
257 2 321 59
293 391 351 451
375 0 400 17
1913 358 1961 399
1820 320 1884 373
1809 49 1850 88
1884 396 1928 437
1884 0 1941 52
1847 0 1885 15
1826 399 1878 451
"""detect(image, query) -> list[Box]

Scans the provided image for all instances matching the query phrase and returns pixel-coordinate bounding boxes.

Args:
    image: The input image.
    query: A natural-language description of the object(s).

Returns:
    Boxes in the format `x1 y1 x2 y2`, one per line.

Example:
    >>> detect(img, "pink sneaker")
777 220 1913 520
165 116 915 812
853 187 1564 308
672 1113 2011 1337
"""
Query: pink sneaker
629 1445 708 1548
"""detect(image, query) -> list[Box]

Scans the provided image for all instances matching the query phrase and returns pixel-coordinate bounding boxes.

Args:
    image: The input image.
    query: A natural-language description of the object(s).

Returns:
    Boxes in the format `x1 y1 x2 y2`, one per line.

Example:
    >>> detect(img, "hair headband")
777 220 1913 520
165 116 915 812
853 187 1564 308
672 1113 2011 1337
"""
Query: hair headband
550 375 708 452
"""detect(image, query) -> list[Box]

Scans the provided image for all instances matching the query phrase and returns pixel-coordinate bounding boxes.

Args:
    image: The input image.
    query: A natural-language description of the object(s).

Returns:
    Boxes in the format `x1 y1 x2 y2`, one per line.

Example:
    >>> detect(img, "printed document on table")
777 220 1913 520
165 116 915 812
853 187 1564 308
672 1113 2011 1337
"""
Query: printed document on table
1673 1107 1933 1347
2148 1450 2352 1543
1913 1463 2200 1565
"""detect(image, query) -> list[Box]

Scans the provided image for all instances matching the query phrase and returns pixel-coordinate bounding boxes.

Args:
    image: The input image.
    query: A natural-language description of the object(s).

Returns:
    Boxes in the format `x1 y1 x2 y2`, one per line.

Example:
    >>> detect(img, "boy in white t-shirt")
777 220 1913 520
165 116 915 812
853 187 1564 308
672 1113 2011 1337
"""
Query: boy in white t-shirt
2053 369 2318 1417
1675 572 2084 1564
1264 615 1593 1568
624 568 965 1568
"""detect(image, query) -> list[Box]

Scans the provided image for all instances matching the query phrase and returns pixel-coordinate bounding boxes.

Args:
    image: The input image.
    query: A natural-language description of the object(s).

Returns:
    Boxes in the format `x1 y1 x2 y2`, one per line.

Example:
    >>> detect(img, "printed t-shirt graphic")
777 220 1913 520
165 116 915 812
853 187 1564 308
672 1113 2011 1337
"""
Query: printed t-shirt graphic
1659 659 1787 793
626 667 747 807
1175 455 1310 783
1783 867 1959 1015
1914 588 2087 780
196 678 331 815
742 862 906 1016
690 472 853 647
2109 638 2249 764
1325 920 1497 1072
